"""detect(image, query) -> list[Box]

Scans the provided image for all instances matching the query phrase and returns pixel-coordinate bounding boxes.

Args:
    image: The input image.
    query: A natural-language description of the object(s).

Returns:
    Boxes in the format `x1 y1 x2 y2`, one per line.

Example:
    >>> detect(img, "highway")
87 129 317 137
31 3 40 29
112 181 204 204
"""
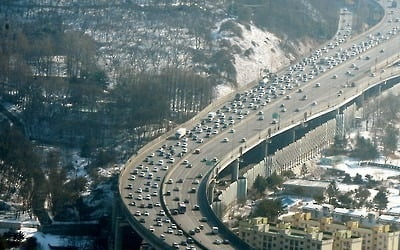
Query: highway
119 1 400 249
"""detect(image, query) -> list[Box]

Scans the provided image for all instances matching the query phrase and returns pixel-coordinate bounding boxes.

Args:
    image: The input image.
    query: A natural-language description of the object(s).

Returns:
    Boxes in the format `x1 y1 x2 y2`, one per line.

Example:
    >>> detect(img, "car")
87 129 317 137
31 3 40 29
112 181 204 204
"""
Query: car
271 119 278 124
312 101 318 106
129 201 136 206
302 95 307 100
332 74 338 79
167 228 174 234
134 211 141 216
258 116 264 120
315 82 321 87
200 217 208 222
165 191 171 196
167 179 173 184
241 138 247 143
229 128 235 133
177 178 184 183
189 188 196 193
193 205 200 210
173 196 180 201
194 148 201 154
222 137 229 142
214 239 222 245
173 187 180 191
192 179 200 184
189 230 196 235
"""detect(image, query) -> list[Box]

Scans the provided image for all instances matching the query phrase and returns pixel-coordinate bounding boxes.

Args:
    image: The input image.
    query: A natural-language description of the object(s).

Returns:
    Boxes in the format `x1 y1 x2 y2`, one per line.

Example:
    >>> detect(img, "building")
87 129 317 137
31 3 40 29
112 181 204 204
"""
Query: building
238 217 335 250
282 179 330 197
282 213 400 250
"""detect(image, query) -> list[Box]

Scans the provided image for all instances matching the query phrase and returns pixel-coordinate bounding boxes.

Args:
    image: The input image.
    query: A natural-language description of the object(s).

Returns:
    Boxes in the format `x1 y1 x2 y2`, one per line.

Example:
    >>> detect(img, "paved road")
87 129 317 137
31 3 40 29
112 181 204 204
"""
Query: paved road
119 1 400 249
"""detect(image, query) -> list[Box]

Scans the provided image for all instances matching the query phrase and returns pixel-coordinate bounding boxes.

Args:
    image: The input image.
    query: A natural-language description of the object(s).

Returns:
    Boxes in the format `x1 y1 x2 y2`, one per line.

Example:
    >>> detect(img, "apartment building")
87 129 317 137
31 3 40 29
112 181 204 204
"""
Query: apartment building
282 213 400 250
238 217 335 250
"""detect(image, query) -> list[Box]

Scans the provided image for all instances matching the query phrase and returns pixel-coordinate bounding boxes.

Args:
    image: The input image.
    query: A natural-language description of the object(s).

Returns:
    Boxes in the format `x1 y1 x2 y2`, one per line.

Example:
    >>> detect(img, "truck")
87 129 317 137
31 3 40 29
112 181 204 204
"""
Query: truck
212 226 219 234
175 128 187 139
177 202 186 214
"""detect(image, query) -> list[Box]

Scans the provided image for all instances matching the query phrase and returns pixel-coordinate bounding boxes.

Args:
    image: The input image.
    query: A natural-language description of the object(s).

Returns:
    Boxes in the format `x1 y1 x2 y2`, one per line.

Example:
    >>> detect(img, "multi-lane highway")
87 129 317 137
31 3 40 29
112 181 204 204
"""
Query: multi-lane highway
119 1 400 249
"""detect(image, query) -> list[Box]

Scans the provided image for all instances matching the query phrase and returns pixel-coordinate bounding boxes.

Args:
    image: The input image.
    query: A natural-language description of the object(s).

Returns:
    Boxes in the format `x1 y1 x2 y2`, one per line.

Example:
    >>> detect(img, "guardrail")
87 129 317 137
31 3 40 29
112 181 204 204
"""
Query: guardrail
117 194 174 250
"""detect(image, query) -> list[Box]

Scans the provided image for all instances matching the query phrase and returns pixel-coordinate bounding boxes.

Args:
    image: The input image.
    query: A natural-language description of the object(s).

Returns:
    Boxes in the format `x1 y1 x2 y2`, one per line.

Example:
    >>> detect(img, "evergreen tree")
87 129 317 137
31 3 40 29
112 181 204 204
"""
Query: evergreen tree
253 175 267 194
373 189 388 210
326 180 339 204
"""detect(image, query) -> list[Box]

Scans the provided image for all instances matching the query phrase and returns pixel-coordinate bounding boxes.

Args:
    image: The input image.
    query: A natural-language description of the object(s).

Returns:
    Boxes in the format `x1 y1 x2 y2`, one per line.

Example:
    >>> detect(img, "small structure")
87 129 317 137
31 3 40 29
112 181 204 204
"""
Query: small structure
282 179 330 197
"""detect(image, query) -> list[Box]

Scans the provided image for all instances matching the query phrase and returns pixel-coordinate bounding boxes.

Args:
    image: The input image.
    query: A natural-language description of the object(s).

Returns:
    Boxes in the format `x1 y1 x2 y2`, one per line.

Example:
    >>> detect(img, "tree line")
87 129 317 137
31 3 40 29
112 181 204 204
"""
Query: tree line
0 16 215 155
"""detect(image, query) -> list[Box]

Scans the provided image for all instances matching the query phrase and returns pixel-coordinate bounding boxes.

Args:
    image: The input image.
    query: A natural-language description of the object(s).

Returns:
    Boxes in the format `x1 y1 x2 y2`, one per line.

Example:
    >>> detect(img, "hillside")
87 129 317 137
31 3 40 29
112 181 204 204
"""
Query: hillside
0 0 384 152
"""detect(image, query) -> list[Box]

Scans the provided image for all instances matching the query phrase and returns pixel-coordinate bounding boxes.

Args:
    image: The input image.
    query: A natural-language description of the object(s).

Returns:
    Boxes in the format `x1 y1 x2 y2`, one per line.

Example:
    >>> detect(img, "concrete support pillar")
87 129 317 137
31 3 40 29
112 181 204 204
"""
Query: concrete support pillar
208 181 215 204
113 217 123 250
231 159 239 181
336 113 345 138
237 177 248 202
265 156 273 177
212 199 223 218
